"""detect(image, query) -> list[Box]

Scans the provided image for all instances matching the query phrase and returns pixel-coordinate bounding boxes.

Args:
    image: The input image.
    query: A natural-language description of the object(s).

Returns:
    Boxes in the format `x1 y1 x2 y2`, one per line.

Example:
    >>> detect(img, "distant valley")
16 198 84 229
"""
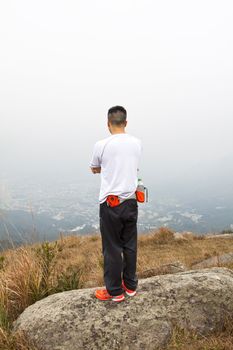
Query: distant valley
0 174 233 249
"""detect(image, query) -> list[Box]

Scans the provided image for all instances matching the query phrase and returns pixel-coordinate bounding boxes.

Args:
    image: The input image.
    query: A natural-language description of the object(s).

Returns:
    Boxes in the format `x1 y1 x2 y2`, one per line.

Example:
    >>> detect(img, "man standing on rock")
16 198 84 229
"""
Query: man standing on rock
90 106 142 302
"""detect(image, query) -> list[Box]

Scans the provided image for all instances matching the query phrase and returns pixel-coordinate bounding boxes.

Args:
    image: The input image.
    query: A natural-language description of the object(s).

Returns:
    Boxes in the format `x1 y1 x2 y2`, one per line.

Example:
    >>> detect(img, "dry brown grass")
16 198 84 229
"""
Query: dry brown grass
0 228 233 349
165 315 233 350
0 328 37 350
138 228 233 271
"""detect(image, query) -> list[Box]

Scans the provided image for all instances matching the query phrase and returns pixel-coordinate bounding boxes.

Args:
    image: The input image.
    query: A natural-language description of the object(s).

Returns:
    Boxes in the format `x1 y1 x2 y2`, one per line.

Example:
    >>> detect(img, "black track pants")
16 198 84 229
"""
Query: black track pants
99 198 138 296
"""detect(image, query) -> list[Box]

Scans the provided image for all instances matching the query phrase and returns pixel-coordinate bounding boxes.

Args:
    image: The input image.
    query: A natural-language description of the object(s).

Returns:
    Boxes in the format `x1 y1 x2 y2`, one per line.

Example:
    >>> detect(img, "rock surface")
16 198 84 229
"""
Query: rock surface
206 233 233 239
13 268 233 350
192 252 233 269
139 261 186 278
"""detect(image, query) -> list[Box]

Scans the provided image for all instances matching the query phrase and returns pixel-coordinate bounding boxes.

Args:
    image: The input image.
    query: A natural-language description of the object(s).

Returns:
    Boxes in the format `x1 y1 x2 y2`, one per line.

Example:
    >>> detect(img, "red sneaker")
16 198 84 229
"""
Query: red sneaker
95 288 125 302
122 280 137 296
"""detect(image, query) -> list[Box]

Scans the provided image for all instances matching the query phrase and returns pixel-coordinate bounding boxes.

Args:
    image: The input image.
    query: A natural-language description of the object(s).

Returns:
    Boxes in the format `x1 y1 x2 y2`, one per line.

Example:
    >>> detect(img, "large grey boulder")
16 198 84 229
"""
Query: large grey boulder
13 268 233 350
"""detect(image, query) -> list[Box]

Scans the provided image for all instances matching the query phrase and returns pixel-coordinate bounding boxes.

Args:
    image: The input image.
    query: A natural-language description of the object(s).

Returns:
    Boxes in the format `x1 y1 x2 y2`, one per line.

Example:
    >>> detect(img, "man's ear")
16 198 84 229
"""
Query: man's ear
125 120 127 127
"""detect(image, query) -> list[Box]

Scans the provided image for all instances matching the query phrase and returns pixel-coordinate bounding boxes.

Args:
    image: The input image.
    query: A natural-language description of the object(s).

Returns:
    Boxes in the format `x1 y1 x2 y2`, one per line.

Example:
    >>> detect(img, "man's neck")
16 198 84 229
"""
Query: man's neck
111 129 126 135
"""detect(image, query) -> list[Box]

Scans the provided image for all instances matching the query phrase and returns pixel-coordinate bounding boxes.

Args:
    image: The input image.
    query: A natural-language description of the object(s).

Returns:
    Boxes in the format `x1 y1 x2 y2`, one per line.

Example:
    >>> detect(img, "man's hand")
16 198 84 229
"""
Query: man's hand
90 167 101 174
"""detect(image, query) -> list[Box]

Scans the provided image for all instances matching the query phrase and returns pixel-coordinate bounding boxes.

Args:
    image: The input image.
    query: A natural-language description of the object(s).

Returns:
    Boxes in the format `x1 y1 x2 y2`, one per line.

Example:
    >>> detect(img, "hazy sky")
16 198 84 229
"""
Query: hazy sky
1 0 233 189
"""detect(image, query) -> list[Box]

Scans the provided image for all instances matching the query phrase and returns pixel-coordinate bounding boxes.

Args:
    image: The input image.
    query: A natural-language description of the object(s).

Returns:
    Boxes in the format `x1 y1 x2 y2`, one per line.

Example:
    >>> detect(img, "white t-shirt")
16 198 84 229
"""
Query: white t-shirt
90 133 142 204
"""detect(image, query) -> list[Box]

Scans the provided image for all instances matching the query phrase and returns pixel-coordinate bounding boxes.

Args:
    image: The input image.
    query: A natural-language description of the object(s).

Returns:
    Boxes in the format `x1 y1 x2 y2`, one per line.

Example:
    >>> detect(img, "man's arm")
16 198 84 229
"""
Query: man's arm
89 141 102 174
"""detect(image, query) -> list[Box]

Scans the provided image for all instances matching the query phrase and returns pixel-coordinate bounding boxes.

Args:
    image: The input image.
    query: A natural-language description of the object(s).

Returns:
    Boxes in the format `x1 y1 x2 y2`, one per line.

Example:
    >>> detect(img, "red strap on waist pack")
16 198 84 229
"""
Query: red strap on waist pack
106 195 120 207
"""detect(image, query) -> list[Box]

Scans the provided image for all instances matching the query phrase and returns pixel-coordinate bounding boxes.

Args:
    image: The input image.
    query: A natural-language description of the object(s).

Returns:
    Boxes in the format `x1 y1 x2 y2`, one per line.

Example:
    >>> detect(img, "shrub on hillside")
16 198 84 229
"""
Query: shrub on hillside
221 229 233 234
152 227 175 244
33 241 63 297
0 256 5 270
54 264 84 292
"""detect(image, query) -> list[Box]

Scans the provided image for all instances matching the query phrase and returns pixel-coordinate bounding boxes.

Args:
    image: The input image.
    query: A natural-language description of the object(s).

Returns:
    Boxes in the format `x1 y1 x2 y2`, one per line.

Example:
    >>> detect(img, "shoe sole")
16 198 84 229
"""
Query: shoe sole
95 294 125 302
125 291 136 297
112 296 125 302
122 283 137 296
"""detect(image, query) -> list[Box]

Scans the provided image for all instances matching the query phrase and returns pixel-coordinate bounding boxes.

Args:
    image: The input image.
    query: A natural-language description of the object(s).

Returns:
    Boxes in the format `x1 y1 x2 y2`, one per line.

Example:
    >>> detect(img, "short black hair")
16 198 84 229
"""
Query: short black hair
108 106 127 126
